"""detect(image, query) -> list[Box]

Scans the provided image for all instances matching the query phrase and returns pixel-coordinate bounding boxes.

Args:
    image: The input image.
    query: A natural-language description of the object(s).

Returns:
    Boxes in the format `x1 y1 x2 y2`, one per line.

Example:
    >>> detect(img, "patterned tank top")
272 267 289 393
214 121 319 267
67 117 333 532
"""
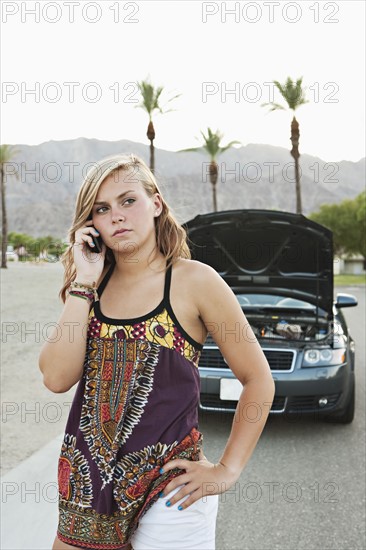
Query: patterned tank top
57 260 204 550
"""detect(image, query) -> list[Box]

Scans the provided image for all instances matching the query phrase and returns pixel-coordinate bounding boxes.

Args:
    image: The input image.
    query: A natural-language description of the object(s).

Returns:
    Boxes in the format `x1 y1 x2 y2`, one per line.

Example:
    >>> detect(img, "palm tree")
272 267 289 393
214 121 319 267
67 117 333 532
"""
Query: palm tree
179 128 240 212
1 145 20 268
262 77 309 214
136 76 181 173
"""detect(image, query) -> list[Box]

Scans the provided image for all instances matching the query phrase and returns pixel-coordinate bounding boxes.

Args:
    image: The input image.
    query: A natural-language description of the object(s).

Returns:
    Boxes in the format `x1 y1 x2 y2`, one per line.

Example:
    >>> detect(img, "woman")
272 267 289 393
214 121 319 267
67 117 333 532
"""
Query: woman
39 153 275 550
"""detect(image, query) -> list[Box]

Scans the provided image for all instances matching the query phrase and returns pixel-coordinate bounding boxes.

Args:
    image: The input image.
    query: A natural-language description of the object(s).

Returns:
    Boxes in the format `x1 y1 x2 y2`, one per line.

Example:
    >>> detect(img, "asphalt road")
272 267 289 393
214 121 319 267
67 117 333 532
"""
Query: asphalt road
1 263 364 549
199 286 365 550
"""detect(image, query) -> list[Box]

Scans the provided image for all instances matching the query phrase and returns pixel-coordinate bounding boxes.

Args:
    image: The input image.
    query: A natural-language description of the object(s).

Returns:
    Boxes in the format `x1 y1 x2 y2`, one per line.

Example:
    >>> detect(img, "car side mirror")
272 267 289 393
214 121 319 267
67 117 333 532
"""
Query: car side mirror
335 293 358 308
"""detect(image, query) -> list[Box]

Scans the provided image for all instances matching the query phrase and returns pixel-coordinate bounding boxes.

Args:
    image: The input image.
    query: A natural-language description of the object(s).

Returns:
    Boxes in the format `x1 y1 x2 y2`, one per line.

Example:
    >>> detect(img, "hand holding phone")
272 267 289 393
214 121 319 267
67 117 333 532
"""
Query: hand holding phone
85 214 103 253
86 231 103 253
72 219 106 283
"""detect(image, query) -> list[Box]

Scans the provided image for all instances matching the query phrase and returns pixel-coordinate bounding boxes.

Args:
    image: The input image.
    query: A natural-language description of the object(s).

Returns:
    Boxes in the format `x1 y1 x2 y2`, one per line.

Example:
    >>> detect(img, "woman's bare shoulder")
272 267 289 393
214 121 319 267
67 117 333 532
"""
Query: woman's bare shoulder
174 258 233 323
174 258 218 284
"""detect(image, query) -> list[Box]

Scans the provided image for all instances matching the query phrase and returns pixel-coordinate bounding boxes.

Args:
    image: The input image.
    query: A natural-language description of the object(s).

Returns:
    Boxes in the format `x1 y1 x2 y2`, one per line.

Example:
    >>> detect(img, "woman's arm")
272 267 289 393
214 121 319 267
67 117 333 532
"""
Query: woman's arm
38 270 107 393
39 220 107 394
39 292 92 393
147 260 276 509
194 260 276 477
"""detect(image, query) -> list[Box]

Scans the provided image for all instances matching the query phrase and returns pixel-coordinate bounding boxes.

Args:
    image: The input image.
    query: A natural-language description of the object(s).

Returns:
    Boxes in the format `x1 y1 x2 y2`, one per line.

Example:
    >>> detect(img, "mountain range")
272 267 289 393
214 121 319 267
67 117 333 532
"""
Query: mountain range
3 137 365 239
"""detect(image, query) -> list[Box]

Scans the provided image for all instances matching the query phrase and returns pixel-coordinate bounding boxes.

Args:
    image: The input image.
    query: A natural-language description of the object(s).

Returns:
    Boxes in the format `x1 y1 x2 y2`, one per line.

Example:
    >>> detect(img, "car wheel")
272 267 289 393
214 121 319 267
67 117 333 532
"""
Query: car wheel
324 380 355 424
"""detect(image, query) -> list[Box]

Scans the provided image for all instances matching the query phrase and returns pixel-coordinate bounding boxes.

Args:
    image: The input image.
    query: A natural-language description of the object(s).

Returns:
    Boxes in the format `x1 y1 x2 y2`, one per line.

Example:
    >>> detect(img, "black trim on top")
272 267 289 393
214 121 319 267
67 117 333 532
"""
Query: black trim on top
94 297 167 326
164 301 203 351
97 262 115 297
163 262 203 351
163 260 172 303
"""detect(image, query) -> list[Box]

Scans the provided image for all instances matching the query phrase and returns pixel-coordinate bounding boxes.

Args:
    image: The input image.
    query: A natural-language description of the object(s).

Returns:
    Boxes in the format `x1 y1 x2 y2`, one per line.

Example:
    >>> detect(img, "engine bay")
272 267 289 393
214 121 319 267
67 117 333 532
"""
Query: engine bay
245 311 331 342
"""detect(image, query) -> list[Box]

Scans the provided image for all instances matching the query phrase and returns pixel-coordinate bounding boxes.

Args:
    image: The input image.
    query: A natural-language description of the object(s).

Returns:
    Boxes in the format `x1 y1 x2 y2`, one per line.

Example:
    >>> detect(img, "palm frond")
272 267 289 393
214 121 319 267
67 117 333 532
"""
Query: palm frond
220 140 241 153
177 146 203 153
264 77 308 112
273 80 287 100
178 128 239 160
159 93 182 115
136 78 180 120
261 102 286 111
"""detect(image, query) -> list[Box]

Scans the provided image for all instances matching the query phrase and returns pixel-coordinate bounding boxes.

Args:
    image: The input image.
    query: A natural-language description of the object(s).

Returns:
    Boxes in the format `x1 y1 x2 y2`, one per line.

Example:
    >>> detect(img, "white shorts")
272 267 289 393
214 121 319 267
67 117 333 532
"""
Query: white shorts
130 484 219 550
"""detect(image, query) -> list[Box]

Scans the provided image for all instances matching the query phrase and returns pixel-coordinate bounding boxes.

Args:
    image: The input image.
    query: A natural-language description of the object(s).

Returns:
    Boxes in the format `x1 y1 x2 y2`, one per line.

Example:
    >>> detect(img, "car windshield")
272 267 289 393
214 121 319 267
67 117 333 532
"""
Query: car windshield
236 294 316 309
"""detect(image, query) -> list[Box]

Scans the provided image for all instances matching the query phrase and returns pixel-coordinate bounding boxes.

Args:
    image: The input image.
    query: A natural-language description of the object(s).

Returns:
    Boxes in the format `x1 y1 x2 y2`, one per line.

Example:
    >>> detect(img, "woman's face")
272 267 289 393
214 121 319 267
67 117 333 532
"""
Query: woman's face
91 168 162 256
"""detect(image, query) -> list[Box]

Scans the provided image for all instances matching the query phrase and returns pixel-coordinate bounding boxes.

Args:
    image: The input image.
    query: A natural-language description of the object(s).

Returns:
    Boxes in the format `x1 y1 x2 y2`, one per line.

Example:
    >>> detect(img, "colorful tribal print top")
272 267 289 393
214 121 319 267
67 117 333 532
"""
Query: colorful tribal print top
57 261 204 549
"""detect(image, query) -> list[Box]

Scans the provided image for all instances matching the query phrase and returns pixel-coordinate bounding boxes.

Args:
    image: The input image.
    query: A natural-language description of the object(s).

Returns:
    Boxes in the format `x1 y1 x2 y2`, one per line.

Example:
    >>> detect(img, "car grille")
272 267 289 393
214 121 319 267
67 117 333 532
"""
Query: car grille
287 393 341 412
200 394 286 413
199 393 341 414
199 347 295 372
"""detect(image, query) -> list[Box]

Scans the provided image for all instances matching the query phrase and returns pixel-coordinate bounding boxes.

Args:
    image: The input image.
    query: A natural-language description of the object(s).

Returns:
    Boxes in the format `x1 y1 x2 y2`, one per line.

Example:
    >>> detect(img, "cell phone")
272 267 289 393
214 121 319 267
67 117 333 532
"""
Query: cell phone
86 215 103 253
87 233 103 253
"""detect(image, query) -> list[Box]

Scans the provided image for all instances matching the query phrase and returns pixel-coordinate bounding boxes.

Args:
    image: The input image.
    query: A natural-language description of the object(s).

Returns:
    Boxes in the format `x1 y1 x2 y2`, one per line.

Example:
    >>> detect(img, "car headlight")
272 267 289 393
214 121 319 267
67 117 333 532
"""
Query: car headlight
302 348 346 367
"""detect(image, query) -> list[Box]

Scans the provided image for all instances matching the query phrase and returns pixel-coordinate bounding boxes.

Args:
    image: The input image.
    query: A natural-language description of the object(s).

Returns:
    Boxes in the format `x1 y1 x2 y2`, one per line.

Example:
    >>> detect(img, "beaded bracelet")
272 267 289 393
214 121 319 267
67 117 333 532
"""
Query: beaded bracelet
68 289 95 304
68 280 98 305
71 280 97 290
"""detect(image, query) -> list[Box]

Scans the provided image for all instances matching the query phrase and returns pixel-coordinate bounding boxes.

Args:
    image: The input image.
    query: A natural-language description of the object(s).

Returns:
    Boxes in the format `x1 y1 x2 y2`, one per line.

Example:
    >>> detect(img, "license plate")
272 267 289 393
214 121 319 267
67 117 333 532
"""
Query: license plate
220 378 243 400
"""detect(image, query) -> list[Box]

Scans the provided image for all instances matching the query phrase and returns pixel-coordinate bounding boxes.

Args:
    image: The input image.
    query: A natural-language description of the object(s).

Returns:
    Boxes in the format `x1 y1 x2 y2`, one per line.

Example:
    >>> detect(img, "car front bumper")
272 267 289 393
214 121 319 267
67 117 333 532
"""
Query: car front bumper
198 347 354 418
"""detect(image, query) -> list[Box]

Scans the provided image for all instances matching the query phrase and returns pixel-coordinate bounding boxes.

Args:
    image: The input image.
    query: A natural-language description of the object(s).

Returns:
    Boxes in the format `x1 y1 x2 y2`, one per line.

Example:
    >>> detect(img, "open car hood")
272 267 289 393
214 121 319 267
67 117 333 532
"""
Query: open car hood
183 209 334 316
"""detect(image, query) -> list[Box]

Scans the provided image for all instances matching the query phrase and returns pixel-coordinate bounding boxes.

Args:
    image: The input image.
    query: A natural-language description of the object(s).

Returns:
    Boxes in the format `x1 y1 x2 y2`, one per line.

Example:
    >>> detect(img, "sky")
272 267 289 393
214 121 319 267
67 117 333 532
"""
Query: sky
1 0 365 162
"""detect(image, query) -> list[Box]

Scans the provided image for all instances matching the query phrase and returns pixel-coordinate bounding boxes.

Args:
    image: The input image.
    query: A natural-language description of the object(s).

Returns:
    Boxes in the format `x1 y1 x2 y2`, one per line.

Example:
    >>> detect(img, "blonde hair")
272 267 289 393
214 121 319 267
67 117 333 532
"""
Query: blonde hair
59 153 191 303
